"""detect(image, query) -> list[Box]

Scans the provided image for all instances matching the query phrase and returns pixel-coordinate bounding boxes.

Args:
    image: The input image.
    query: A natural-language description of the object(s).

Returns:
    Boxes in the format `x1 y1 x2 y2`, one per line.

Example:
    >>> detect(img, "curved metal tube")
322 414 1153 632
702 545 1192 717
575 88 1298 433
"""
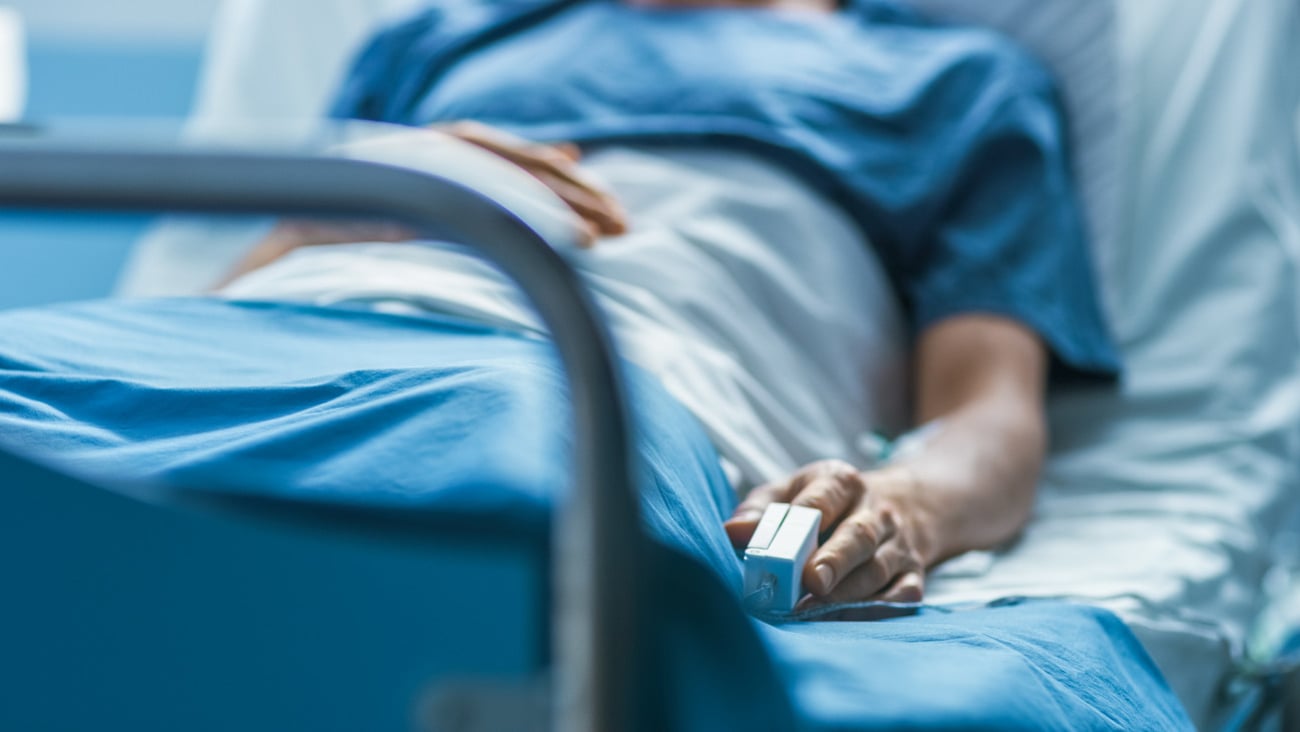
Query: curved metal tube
0 147 640 732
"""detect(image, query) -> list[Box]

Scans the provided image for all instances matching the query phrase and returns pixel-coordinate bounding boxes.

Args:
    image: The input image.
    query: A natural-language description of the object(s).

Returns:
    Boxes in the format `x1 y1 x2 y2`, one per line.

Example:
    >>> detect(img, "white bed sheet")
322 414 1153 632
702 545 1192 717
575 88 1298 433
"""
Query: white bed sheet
928 0 1300 726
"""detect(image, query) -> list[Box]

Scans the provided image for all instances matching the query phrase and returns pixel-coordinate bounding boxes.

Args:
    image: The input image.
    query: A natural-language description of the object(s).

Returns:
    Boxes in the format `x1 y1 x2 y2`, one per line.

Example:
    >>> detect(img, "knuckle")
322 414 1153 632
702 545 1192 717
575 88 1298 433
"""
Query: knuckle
793 489 830 511
796 478 858 512
876 503 899 528
830 464 866 495
845 516 879 548
817 459 857 478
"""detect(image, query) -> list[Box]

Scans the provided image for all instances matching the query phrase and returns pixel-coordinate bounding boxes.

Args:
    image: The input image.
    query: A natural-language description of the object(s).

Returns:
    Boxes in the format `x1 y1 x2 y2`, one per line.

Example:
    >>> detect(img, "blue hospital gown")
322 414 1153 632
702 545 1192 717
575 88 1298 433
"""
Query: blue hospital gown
333 0 1120 380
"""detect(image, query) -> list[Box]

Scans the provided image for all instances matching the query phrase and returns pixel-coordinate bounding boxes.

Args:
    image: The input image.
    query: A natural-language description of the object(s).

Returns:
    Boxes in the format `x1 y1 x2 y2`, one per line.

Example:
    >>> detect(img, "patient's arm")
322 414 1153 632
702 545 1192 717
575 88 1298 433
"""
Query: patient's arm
725 314 1047 606
213 220 413 290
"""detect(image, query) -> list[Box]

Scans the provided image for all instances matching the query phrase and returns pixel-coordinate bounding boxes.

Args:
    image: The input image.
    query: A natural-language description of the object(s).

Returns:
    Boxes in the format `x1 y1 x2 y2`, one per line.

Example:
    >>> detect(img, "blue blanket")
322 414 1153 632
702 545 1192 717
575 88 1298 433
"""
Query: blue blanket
0 298 1191 730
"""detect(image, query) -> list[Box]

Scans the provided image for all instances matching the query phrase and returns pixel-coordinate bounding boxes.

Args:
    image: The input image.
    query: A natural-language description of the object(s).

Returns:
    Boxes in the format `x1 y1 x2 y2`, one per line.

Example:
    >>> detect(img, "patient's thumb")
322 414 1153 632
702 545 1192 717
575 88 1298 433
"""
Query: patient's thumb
724 509 763 547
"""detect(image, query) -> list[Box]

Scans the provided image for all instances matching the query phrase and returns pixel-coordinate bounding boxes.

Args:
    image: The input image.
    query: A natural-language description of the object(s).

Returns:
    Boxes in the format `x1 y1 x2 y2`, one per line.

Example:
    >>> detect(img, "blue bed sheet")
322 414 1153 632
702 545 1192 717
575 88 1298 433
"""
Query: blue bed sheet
0 298 1192 731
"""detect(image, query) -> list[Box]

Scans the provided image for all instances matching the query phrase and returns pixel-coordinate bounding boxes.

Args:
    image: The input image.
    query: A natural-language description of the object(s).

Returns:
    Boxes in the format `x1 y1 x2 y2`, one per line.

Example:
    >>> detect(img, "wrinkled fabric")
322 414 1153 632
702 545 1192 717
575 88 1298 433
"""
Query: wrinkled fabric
332 0 1119 381
0 298 739 574
0 298 1189 730
222 145 910 489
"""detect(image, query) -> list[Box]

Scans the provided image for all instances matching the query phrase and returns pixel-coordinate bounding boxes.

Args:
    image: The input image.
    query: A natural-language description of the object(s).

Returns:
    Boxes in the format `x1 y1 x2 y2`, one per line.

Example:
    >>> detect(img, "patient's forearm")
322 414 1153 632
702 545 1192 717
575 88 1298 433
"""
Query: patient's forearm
896 315 1047 565
888 383 1045 566
213 225 299 290
212 220 413 291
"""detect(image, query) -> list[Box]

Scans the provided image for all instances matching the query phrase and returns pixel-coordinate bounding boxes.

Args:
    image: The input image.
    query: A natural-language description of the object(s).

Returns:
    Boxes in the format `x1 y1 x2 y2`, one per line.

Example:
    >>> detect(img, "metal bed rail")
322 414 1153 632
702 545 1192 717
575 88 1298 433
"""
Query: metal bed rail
0 145 643 732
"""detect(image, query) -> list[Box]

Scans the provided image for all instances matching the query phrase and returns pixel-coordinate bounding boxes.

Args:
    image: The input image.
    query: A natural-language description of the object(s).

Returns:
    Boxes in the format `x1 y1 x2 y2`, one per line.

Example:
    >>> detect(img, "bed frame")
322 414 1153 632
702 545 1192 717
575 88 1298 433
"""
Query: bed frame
0 144 642 732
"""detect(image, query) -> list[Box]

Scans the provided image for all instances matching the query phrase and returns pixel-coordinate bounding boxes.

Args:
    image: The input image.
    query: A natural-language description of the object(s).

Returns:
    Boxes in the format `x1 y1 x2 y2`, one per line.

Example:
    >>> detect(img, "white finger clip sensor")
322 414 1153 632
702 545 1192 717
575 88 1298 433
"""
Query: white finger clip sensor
743 503 822 614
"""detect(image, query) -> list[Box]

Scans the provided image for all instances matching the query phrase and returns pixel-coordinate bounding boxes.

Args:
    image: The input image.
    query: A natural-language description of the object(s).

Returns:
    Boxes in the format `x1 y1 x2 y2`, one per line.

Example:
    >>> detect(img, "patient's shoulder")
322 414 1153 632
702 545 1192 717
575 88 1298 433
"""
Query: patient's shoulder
849 0 1058 99
863 16 1064 140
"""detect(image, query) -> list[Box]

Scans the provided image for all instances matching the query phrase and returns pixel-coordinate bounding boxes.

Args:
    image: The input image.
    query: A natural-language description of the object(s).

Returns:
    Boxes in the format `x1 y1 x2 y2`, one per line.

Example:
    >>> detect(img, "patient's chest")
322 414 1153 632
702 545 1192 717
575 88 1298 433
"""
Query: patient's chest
417 4 887 134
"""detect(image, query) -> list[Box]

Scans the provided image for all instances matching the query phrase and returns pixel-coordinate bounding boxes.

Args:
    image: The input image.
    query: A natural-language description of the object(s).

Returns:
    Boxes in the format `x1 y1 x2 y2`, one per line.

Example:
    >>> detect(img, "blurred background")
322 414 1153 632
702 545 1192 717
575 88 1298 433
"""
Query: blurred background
0 0 219 309
10 0 213 116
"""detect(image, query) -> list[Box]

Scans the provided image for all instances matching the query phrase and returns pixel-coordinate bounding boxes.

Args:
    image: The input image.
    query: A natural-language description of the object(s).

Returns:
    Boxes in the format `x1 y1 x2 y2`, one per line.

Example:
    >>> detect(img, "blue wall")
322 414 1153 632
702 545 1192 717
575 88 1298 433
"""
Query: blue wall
25 42 202 119
0 41 202 309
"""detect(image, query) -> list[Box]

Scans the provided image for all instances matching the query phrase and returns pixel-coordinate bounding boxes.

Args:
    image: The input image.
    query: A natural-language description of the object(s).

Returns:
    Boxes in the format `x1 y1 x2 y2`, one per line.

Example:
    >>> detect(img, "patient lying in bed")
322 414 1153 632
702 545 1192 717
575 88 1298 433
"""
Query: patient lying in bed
213 0 1121 612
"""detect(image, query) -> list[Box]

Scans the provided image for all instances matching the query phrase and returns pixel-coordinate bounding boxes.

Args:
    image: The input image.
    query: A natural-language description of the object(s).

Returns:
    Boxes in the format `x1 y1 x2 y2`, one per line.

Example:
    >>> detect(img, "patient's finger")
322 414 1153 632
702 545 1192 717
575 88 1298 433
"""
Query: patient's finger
806 507 897 595
486 142 626 229
790 462 864 533
876 570 925 604
816 542 912 603
529 158 627 224
438 123 628 238
738 465 827 518
458 131 590 189
554 142 583 161
535 172 628 239
724 481 793 547
480 147 628 238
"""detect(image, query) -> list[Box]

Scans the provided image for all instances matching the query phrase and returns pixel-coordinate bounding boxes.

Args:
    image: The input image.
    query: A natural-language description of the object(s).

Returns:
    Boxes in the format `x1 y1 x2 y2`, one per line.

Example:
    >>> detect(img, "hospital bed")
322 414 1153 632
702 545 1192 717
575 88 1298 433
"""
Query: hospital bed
2 0 1299 729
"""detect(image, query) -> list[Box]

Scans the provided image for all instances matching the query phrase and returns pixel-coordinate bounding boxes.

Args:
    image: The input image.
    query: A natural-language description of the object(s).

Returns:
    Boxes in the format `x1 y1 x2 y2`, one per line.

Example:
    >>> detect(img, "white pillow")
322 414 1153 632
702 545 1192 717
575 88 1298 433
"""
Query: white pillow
116 0 1121 296
903 0 1122 318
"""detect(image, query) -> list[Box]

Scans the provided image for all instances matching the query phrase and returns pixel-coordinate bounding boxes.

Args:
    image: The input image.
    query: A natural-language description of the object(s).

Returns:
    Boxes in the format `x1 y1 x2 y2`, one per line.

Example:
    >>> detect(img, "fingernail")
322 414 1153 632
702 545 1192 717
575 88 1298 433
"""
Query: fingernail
815 563 834 593
729 509 761 524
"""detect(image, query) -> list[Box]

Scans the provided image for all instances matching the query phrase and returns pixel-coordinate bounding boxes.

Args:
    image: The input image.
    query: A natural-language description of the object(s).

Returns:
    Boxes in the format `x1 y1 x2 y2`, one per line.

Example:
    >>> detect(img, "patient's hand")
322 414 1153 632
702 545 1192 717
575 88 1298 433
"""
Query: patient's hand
436 121 628 247
725 317 1050 616
725 460 931 610
214 123 629 289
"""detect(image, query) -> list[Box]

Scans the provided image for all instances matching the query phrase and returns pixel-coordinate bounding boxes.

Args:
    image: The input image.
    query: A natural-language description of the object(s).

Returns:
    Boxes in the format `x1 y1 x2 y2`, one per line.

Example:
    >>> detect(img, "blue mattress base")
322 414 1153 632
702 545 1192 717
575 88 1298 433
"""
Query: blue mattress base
0 298 1193 730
